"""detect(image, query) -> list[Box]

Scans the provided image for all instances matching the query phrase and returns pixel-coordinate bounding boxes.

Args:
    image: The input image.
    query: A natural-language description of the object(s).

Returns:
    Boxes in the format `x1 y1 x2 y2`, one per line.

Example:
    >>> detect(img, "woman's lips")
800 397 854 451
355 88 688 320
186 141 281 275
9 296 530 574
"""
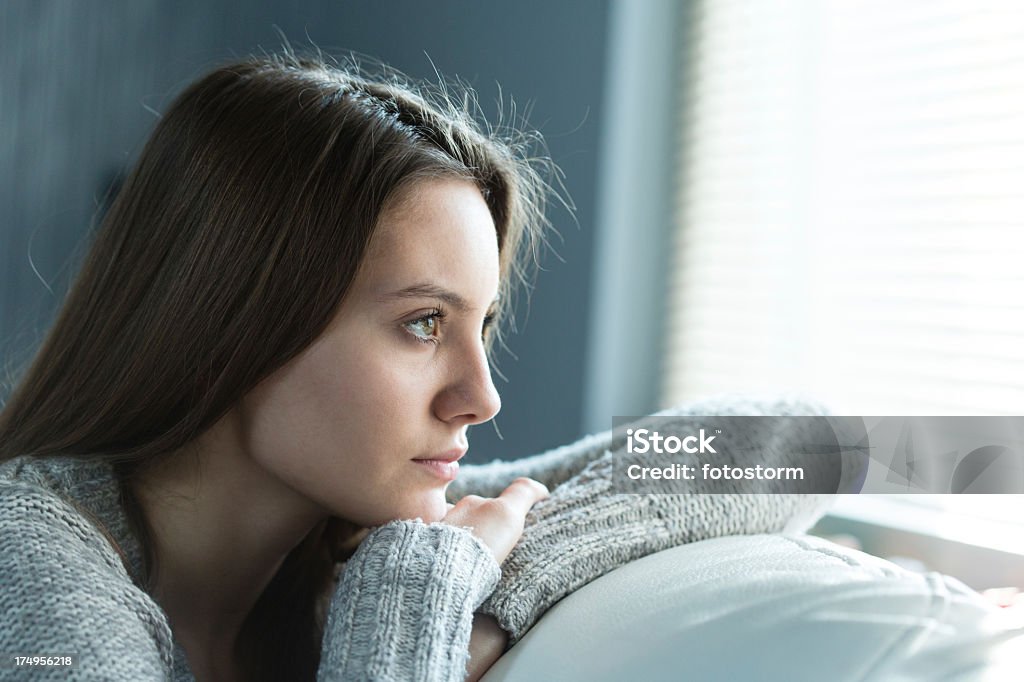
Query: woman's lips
412 448 465 481
412 459 460 481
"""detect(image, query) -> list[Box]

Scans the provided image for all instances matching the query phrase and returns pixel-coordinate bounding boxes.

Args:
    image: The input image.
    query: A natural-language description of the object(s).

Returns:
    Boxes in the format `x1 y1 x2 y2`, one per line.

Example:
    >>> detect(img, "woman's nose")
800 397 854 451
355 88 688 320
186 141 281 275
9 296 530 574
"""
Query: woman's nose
434 342 501 426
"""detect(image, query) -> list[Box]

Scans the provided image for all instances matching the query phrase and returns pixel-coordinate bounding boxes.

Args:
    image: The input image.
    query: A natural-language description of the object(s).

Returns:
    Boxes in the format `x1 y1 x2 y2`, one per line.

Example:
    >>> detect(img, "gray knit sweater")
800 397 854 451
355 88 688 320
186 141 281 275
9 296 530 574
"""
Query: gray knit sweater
0 396 836 680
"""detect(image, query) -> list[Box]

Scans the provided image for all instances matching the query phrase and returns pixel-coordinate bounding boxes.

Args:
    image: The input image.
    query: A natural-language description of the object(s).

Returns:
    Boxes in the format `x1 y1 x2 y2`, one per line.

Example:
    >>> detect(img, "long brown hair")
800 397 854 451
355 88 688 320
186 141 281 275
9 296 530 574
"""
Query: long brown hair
0 51 557 680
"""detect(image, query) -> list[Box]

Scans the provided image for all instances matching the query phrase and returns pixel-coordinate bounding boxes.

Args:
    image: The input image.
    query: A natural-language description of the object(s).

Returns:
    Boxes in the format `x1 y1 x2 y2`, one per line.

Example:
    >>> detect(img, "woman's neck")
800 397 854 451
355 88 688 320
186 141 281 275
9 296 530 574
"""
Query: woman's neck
176 630 245 682
131 409 330 658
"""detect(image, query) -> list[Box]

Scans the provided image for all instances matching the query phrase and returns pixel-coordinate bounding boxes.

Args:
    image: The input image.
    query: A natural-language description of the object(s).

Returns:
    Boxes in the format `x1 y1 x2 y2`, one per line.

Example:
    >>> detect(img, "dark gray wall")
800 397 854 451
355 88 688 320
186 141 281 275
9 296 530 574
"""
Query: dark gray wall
0 1 610 463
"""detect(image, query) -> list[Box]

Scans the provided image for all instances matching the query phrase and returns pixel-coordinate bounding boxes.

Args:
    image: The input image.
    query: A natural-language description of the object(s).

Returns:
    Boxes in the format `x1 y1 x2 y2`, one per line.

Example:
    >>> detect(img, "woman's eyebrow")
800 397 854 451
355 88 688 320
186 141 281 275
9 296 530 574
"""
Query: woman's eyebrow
377 283 499 313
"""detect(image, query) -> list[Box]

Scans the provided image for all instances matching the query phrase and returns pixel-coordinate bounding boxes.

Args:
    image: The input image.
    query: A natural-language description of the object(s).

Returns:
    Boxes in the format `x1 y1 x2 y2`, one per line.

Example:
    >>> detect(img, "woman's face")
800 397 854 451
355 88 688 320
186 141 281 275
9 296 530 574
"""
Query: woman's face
238 178 502 527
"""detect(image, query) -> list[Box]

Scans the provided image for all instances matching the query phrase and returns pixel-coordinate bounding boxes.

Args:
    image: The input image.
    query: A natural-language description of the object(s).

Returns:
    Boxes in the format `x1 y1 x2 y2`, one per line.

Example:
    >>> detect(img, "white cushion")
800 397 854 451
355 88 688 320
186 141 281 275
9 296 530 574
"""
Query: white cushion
483 534 1024 681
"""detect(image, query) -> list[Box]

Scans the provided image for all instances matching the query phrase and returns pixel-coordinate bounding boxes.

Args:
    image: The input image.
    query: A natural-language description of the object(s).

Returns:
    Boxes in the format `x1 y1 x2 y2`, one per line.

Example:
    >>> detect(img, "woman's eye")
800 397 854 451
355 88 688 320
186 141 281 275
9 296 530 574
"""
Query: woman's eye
482 313 496 341
404 314 440 343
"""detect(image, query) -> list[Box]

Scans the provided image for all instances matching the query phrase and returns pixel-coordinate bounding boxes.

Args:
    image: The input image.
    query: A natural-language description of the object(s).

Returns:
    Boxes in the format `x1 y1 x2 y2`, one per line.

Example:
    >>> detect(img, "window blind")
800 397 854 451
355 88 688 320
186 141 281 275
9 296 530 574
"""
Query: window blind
663 0 1024 416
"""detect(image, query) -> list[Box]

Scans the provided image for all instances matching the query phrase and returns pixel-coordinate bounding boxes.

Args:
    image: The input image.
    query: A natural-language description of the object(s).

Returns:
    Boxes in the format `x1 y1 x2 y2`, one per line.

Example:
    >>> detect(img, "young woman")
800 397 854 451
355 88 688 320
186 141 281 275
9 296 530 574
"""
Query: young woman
0 53 833 681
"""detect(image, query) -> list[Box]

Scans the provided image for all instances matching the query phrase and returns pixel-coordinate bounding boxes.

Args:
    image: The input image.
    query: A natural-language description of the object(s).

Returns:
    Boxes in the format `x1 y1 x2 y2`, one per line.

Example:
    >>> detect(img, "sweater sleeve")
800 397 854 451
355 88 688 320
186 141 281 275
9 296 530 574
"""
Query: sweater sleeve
476 396 847 645
447 394 831 502
0 483 175 681
317 519 501 682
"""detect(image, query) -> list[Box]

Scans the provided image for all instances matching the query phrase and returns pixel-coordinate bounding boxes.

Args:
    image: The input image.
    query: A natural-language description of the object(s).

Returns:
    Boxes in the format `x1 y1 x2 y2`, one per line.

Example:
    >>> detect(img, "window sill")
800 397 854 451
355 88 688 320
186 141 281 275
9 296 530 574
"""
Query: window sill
810 495 1024 590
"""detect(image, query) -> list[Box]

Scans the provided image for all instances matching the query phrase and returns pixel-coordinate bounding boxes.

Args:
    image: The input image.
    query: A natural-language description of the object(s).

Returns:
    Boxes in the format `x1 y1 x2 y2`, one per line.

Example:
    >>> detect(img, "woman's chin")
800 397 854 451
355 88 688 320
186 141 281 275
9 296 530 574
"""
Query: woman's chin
348 488 451 527
381 489 450 525
411 492 450 524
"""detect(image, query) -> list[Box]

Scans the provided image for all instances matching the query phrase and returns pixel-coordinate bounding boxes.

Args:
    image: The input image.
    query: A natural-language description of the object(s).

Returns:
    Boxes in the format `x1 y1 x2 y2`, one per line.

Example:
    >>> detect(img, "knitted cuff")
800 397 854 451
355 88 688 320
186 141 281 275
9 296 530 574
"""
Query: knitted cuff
320 519 501 682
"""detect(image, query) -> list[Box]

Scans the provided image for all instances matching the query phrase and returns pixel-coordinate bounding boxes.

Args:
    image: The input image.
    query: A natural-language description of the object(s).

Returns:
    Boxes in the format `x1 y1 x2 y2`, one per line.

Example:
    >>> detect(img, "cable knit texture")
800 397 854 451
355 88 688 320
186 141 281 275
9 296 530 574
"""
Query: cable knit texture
0 395 840 679
318 521 500 681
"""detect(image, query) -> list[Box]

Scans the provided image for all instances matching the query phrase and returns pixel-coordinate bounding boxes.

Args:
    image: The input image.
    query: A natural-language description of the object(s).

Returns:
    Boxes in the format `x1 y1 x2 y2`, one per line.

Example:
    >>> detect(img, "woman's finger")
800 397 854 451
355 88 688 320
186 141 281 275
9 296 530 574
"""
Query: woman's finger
496 477 549 517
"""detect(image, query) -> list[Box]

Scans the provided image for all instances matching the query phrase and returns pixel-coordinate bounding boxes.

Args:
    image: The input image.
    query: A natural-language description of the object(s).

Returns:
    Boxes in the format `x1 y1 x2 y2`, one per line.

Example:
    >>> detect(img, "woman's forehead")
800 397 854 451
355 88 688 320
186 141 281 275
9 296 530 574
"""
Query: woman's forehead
356 178 500 294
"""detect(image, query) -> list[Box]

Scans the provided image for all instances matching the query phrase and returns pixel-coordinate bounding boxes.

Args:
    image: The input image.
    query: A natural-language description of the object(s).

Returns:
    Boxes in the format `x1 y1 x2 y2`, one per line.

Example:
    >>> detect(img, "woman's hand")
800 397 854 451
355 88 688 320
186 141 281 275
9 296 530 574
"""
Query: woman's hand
442 477 549 563
465 612 508 682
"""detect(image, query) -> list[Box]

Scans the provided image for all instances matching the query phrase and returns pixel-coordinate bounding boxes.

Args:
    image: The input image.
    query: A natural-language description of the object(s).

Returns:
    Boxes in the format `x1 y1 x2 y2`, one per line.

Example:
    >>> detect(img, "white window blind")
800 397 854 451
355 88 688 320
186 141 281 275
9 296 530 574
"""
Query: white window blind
664 0 1024 416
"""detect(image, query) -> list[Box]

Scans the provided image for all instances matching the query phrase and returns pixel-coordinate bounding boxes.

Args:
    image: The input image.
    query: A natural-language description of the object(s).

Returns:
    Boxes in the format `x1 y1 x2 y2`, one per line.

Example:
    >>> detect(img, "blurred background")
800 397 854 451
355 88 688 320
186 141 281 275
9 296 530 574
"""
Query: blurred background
2 1 1022 589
